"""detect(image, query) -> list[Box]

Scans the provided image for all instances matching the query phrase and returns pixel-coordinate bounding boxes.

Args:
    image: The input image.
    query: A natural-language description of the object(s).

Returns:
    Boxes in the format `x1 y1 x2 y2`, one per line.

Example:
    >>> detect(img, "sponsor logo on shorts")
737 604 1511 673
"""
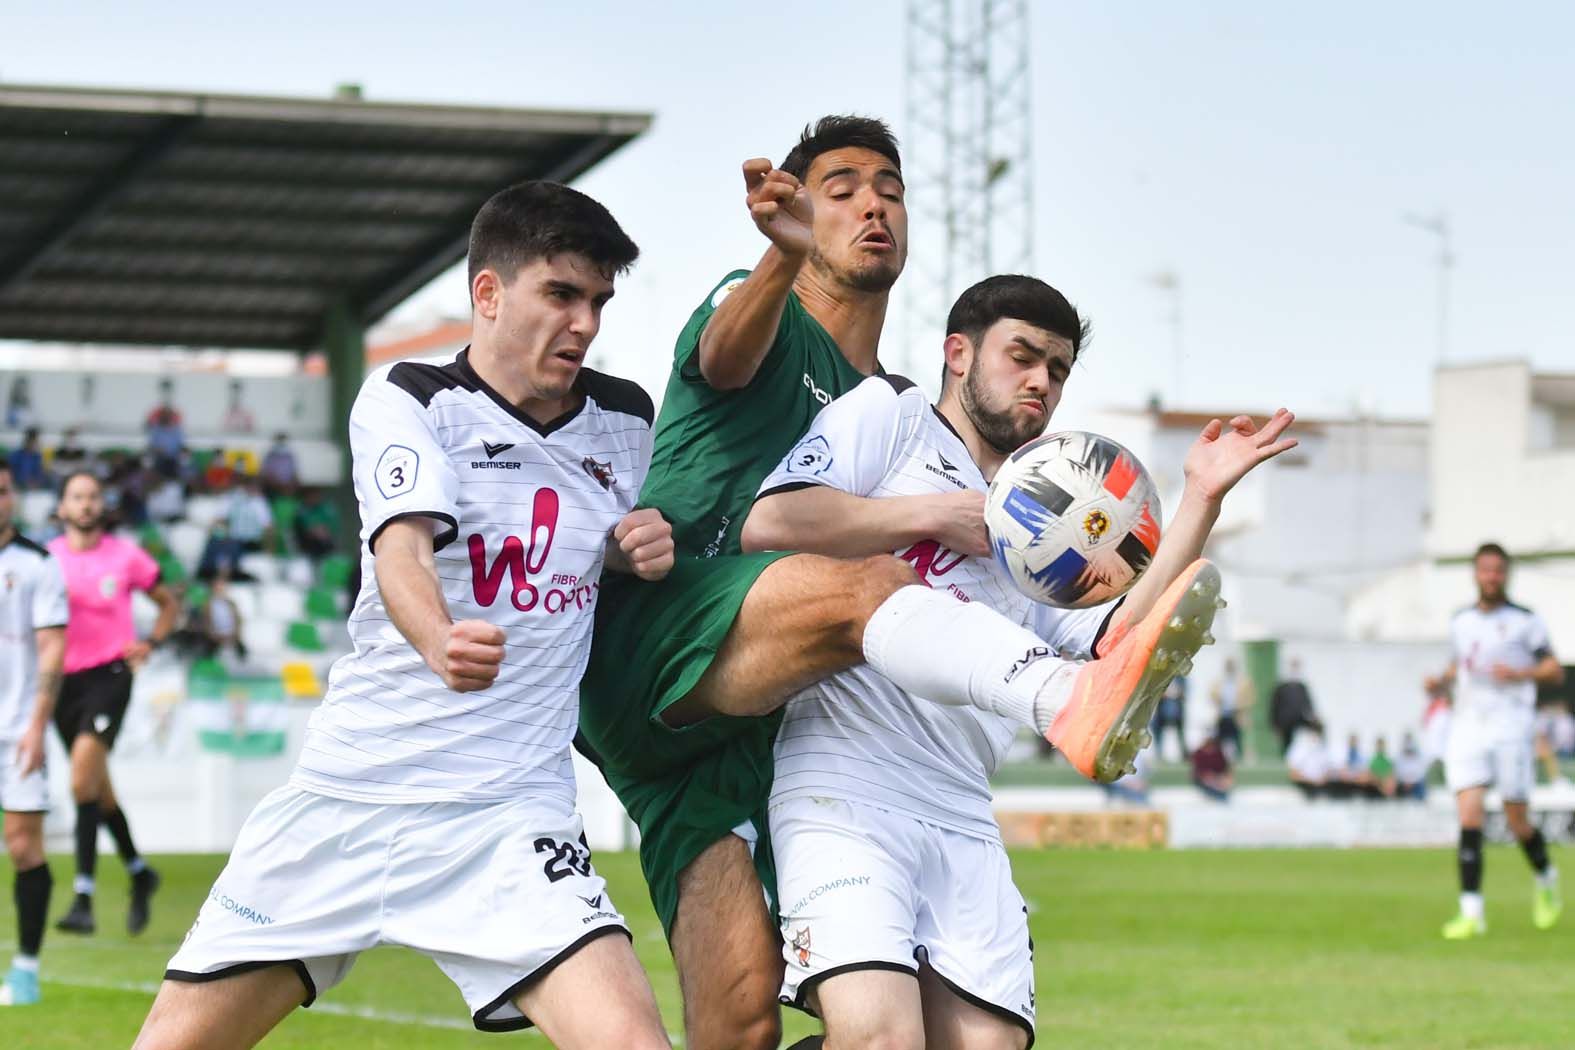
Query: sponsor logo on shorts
207 888 275 926
786 874 870 916
790 926 812 967
702 515 731 559
578 893 604 909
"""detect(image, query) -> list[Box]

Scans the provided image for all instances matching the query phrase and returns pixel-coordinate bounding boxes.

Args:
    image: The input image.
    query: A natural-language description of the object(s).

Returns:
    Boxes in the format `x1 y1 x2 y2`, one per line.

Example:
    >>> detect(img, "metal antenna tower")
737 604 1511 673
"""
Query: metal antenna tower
904 0 1034 376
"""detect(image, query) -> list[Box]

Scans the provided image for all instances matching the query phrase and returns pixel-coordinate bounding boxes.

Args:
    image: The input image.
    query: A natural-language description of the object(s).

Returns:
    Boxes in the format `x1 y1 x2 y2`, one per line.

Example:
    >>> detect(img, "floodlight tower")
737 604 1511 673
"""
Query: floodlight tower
904 0 1034 377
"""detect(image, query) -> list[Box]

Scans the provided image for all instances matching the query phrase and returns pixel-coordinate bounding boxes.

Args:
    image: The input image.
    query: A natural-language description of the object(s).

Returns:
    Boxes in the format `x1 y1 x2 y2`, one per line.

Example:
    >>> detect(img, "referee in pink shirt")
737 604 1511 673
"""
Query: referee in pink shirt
47 472 179 936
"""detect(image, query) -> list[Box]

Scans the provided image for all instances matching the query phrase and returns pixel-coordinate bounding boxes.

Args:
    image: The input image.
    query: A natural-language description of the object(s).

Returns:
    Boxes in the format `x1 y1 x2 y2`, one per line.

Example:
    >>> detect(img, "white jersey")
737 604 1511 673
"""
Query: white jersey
1449 602 1555 741
757 375 1117 841
291 351 652 805
0 533 69 740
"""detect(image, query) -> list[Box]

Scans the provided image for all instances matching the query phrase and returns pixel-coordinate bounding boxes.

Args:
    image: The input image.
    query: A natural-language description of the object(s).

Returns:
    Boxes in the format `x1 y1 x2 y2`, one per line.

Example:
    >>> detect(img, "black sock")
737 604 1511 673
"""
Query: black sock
1520 829 1551 875
782 1039 825 1050
14 863 53 957
75 800 102 885
1459 828 1484 894
101 807 142 867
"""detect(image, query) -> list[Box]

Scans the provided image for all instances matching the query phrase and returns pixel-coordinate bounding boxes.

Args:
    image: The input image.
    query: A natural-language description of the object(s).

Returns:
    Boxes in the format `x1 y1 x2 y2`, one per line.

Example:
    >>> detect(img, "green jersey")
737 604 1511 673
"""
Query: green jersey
641 270 873 557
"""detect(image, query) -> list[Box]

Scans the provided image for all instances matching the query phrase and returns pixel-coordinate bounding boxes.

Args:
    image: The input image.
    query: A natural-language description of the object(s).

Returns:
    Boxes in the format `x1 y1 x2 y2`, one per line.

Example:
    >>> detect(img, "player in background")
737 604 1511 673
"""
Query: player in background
0 462 68 1006
578 116 1242 1050
48 471 179 937
745 275 1295 1046
134 182 675 1050
1427 543 1564 939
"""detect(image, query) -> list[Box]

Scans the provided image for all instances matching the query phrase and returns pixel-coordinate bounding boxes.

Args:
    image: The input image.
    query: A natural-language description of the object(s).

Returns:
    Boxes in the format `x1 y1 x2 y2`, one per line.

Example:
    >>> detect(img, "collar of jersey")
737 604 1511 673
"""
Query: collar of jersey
457 347 586 438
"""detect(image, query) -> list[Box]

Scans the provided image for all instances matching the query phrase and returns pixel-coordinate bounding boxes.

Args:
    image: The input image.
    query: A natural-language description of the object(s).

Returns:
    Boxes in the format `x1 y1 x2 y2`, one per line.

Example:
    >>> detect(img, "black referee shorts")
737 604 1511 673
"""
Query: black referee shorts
54 659 135 749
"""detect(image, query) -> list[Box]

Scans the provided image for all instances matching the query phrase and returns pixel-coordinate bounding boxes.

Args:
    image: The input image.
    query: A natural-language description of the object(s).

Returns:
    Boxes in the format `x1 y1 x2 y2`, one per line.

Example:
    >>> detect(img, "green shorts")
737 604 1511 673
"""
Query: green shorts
578 551 793 938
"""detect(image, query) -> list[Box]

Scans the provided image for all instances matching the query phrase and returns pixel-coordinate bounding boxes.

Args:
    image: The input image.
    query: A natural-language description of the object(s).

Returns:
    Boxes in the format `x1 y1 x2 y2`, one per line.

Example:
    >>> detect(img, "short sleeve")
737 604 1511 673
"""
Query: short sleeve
1528 614 1555 661
1029 597 1125 660
351 371 461 554
32 556 69 629
126 542 161 593
673 270 796 385
756 376 915 501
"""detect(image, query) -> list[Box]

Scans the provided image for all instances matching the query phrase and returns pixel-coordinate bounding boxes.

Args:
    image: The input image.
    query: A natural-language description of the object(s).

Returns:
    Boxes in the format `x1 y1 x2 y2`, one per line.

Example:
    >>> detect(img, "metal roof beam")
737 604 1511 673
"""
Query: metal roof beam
0 113 199 294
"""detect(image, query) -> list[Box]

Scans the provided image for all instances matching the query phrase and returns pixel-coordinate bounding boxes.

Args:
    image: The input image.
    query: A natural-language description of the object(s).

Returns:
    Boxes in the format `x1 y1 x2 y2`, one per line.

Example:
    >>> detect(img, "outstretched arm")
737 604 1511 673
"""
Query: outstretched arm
744 486 989 559
695 160 814 390
1116 410 1298 628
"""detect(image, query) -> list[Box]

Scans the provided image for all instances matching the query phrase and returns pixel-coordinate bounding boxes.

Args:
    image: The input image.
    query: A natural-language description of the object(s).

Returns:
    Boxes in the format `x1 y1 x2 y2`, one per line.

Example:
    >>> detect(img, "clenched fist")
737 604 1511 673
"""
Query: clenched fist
428 619 506 693
613 508 675 581
743 158 813 258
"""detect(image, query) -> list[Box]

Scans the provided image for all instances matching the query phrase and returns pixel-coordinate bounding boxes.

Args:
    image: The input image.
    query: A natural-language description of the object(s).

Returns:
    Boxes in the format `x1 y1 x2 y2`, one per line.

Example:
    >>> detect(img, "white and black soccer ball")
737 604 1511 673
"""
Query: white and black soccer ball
985 431 1162 609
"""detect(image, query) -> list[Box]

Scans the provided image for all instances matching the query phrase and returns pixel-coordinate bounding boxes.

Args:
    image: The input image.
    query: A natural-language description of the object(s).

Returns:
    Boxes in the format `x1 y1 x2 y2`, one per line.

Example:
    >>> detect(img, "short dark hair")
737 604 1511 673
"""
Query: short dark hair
57 469 101 498
781 115 902 181
1475 542 1510 563
467 181 639 286
942 275 1091 385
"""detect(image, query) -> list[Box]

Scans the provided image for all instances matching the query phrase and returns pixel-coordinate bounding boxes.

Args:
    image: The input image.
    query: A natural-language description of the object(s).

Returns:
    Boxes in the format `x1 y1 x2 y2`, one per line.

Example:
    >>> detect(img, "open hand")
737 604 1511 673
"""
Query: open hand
1183 408 1298 503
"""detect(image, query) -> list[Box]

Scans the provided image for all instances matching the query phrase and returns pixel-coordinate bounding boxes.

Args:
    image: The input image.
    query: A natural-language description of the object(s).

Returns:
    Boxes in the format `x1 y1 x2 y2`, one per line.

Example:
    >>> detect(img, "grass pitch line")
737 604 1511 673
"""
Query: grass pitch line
42 974 688 1043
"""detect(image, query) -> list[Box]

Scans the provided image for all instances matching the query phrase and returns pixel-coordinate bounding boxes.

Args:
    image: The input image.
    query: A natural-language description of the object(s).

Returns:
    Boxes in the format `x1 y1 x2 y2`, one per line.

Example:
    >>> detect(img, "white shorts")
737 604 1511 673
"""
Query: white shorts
1444 727 1534 802
770 795 1035 1044
166 786 629 1032
0 739 49 813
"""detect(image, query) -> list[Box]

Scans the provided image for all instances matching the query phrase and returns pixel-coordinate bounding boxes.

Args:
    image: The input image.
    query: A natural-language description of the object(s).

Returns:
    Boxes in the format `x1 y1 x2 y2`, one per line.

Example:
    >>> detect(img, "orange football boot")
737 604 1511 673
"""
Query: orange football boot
1045 559 1223 783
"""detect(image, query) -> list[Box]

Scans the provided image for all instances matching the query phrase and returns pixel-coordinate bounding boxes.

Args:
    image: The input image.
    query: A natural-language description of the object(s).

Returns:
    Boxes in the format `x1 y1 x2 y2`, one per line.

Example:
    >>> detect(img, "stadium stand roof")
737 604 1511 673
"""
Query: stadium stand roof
0 83 651 350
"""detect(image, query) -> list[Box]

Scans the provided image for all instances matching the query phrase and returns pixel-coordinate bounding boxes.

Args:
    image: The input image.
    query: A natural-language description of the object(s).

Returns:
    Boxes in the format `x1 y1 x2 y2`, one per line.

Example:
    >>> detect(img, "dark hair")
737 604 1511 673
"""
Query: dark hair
1474 542 1510 564
57 469 101 498
781 115 902 181
942 275 1091 385
467 181 639 286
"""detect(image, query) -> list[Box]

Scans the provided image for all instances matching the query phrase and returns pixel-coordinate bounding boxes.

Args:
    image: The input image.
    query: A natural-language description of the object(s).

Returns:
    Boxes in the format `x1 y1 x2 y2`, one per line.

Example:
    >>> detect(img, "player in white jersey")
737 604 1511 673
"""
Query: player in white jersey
135 183 677 1050
0 461 69 1007
1427 542 1564 939
743 275 1297 1047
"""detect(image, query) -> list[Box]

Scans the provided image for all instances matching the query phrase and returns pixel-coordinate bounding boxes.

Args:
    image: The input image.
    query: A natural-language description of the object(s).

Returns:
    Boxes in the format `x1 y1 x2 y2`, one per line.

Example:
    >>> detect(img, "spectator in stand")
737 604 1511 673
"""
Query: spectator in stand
1152 674 1188 762
197 573 248 664
1335 733 1380 798
5 374 35 429
1393 732 1429 800
1212 658 1256 763
1287 722 1331 799
196 525 251 583
201 449 234 493
1102 746 1152 806
7 429 47 491
1270 658 1319 754
1368 736 1397 798
224 475 272 553
1191 732 1234 802
292 487 340 561
259 433 299 498
144 380 185 478
51 428 91 479
220 380 255 434
144 471 187 525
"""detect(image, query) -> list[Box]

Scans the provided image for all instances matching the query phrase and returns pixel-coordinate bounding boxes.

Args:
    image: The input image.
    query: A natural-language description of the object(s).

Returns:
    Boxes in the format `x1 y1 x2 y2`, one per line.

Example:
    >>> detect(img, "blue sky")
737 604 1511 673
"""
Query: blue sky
4 1 1571 418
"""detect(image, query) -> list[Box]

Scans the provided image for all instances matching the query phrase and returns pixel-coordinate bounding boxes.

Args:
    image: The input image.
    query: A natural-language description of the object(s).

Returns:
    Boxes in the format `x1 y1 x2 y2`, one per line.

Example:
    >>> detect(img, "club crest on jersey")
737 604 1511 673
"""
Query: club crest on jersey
2 571 14 593
581 457 617 490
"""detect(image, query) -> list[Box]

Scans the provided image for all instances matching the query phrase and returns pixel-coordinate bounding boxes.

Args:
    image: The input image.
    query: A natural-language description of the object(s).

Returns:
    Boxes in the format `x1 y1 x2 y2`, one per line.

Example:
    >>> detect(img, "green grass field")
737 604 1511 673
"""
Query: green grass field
2 848 1569 1048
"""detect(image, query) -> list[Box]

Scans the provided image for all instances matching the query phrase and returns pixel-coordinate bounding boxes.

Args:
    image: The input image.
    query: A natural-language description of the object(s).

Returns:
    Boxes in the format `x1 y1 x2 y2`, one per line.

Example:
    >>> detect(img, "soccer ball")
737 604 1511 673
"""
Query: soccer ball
985 431 1162 609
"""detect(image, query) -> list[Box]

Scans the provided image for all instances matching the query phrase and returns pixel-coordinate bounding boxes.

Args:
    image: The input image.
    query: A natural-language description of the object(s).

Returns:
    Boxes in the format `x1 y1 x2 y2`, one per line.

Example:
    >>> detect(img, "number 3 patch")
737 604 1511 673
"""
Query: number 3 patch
785 435 832 476
375 444 419 499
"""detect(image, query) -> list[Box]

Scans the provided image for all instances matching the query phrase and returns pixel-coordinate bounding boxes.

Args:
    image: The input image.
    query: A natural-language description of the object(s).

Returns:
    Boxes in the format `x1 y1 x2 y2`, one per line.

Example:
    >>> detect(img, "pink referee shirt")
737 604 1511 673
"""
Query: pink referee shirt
46 533 160 674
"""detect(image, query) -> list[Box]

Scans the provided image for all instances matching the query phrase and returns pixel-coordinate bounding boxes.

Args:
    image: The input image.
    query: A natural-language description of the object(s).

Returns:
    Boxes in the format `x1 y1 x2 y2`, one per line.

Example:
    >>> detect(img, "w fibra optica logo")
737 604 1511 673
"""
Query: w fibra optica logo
467 488 597 615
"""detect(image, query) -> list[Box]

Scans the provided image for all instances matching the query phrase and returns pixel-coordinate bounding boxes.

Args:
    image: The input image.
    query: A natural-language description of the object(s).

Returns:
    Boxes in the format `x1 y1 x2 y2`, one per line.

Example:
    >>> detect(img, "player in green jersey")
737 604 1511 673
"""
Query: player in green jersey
579 117 1224 1050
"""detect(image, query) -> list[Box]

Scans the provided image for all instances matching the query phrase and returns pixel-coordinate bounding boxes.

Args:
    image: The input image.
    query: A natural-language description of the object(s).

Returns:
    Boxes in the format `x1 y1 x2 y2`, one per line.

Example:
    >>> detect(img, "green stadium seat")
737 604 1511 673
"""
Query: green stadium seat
319 555 353 589
305 585 339 620
185 583 210 610
158 555 188 586
270 497 299 556
286 620 325 652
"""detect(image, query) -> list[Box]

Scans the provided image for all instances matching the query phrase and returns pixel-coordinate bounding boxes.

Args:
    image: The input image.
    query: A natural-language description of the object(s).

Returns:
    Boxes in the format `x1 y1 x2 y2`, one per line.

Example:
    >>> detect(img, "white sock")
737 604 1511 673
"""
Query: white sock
127 857 148 876
12 955 38 973
73 875 95 896
1460 892 1485 920
861 585 1078 732
1537 867 1559 890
